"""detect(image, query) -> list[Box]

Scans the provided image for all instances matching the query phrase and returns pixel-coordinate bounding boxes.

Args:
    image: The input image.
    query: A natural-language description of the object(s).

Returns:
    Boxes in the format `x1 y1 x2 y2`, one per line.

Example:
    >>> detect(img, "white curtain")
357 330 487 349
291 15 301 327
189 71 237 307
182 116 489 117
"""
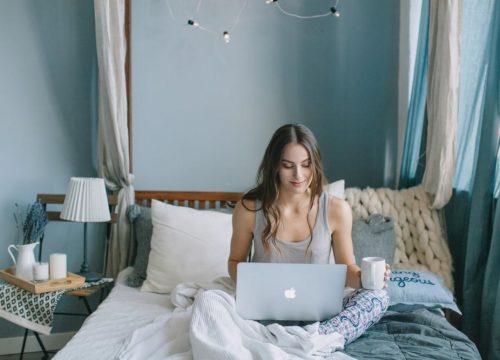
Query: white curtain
94 0 135 277
422 0 462 209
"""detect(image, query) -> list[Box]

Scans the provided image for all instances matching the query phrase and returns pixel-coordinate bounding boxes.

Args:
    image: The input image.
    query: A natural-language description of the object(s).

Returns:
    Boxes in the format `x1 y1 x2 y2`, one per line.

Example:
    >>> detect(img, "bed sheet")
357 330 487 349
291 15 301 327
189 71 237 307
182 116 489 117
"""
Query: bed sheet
54 269 481 360
53 267 173 360
344 308 481 359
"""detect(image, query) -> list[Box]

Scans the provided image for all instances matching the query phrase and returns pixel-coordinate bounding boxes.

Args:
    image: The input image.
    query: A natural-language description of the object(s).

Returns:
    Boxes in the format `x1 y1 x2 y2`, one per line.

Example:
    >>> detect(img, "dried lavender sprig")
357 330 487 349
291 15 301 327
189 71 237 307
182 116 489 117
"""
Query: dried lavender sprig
13 201 49 245
22 200 48 244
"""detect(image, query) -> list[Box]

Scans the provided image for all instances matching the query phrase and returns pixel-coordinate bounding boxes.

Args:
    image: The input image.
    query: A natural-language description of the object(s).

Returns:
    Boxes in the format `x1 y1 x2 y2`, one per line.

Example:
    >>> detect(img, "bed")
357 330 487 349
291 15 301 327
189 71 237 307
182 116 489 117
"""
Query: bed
53 188 481 359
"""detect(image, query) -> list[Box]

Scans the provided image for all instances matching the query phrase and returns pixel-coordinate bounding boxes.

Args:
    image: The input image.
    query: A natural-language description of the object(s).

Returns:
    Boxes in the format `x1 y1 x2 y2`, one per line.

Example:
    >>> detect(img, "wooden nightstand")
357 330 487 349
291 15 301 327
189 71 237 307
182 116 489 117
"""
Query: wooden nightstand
0 277 114 360
59 280 114 315
14 193 118 359
34 192 117 320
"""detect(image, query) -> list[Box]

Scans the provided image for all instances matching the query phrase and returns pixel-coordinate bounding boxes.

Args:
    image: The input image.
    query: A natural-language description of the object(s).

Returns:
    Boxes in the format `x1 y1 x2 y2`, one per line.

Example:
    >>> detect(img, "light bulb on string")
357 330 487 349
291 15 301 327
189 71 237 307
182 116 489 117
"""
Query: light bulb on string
177 0 341 44
187 18 214 34
330 7 340 17
274 2 342 19
183 0 247 42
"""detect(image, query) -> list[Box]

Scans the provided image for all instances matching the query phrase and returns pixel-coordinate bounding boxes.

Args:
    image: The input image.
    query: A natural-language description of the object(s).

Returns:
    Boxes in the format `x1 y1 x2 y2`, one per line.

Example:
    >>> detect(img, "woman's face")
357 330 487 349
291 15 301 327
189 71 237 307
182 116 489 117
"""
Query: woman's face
278 143 313 194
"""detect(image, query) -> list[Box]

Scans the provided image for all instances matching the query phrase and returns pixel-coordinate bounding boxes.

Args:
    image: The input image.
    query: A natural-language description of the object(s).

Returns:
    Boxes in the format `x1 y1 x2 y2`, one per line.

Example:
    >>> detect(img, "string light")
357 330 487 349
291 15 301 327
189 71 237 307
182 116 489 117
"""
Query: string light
330 6 341 17
268 0 341 20
169 0 342 43
187 18 215 34
182 0 248 43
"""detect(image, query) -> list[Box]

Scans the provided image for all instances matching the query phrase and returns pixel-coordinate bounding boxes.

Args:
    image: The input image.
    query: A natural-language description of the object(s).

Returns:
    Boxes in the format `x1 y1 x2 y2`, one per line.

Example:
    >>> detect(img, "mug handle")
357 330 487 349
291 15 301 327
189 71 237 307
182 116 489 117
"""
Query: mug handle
7 245 17 265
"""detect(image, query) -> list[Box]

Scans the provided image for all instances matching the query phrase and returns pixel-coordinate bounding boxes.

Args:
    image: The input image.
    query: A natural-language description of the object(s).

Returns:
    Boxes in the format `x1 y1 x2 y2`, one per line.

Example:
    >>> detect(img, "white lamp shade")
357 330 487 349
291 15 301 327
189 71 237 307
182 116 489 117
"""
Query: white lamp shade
61 177 111 222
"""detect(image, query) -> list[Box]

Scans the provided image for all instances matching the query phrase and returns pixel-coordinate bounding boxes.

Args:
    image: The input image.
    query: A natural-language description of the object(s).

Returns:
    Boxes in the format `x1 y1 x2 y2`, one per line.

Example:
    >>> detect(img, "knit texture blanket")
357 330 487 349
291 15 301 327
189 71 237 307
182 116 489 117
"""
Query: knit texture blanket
345 186 454 290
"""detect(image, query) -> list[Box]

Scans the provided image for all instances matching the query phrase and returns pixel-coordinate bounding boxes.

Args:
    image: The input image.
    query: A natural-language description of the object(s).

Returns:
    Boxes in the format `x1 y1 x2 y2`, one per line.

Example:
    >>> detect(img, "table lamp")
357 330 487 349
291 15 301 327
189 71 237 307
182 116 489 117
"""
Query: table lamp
61 177 111 282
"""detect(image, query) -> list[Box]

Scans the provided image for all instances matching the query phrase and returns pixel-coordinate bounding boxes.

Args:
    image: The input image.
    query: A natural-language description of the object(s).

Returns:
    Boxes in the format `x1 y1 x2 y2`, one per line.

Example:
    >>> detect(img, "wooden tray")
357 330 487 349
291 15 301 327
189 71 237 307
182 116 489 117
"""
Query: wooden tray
0 267 85 294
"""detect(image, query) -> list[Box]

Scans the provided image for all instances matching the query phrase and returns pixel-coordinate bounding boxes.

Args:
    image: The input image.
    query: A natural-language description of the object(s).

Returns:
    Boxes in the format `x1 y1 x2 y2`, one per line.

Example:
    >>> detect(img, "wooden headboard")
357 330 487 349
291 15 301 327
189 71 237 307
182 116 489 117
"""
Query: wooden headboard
36 191 243 263
134 191 243 209
37 194 119 222
37 191 243 215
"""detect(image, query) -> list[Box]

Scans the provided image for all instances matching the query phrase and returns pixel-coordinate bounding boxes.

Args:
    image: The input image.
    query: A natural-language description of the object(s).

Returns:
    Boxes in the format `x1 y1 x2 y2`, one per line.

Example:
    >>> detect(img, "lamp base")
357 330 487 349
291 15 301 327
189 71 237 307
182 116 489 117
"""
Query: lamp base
78 271 103 283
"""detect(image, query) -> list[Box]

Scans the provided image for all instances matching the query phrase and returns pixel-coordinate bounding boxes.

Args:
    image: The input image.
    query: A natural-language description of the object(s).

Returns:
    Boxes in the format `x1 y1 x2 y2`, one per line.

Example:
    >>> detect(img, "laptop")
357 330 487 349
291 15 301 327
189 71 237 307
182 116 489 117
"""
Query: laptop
236 262 347 321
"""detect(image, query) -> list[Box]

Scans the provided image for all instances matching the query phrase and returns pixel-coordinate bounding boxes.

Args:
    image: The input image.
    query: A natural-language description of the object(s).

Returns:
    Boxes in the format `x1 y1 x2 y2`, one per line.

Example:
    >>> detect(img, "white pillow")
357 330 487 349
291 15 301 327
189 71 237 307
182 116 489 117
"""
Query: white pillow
141 200 232 294
324 179 345 199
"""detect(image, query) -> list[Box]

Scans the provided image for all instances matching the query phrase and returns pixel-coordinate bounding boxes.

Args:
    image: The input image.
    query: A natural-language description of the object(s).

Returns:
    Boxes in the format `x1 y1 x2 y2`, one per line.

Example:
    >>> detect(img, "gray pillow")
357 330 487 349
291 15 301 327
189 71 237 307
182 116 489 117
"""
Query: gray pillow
352 214 395 266
126 204 152 287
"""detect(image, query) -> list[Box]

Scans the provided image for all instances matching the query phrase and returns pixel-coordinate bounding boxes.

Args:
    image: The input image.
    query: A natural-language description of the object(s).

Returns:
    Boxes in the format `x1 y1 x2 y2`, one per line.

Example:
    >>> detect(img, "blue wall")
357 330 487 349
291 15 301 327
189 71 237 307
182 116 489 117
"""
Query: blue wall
0 0 104 339
0 0 400 341
132 0 399 191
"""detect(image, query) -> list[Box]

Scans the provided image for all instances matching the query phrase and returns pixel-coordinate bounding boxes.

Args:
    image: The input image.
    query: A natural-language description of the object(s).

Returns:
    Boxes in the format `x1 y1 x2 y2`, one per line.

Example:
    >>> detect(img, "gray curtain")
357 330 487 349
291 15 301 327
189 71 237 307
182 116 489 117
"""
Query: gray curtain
94 0 135 277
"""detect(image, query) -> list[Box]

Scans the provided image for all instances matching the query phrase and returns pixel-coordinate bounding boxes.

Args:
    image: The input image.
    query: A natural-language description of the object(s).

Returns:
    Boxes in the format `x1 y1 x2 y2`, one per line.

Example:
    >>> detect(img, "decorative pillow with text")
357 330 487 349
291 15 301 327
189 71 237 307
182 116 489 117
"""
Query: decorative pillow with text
388 269 461 314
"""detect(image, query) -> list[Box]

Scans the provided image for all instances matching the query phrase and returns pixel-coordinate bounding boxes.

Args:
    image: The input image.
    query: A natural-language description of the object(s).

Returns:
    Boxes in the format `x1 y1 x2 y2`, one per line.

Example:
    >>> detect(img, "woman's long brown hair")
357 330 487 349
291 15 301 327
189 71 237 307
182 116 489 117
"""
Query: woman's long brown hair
243 124 327 253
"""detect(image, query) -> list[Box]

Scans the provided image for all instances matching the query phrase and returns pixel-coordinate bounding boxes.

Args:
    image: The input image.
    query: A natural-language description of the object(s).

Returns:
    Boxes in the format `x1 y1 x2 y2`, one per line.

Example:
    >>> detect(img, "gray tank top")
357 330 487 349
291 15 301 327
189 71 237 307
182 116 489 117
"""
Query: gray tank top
251 192 333 264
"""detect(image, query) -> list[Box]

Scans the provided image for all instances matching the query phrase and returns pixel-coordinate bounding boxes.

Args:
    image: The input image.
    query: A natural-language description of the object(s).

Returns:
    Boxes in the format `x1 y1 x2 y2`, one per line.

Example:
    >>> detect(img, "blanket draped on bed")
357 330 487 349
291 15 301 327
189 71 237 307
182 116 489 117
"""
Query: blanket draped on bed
116 278 355 360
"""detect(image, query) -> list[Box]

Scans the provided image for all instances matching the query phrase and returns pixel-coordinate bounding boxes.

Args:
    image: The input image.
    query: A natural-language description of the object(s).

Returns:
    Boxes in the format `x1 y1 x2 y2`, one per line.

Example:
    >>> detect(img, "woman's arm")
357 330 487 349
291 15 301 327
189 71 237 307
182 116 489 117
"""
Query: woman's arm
329 197 362 288
227 200 255 282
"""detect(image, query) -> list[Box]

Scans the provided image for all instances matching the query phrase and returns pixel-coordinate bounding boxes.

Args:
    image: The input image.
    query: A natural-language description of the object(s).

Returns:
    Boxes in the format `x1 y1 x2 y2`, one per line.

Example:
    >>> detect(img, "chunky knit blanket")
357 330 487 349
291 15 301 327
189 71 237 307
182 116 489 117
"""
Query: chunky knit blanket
345 186 454 290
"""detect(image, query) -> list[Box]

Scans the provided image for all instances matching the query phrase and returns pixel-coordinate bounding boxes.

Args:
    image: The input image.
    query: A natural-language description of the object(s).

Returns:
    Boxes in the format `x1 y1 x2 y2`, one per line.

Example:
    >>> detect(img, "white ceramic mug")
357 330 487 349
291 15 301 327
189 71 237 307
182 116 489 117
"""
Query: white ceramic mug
361 257 386 290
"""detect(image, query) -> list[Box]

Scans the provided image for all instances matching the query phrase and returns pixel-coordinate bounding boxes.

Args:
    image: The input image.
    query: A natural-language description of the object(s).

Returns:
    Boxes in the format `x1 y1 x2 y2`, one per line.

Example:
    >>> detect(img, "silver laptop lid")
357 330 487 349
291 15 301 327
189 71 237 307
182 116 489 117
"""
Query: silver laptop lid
236 263 347 321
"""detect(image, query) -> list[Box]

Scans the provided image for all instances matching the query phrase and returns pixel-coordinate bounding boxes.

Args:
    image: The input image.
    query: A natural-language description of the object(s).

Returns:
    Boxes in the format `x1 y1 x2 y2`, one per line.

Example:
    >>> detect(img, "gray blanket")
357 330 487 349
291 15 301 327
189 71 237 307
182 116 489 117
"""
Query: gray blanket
344 308 481 359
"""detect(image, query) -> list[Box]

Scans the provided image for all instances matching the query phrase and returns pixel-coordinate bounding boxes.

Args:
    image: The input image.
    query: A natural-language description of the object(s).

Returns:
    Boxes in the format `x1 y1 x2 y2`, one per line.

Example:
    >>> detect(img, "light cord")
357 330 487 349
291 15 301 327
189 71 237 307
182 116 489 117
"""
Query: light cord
178 0 342 42
276 2 334 19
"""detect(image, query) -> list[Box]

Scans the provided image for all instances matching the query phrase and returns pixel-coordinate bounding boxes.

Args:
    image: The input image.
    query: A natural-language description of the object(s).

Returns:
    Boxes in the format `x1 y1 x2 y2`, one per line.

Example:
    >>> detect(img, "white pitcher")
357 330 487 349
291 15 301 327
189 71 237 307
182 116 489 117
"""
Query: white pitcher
7 242 38 281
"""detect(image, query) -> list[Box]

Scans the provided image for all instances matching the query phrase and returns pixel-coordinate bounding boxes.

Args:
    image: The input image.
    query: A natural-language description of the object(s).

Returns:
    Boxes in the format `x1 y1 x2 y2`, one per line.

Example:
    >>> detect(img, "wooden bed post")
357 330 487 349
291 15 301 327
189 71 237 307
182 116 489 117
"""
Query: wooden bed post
125 0 132 173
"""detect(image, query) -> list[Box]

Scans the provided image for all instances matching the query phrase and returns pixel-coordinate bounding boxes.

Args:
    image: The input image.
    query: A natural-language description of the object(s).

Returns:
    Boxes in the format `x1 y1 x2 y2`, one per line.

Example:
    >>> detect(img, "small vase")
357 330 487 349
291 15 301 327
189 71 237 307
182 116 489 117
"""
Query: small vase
7 242 39 281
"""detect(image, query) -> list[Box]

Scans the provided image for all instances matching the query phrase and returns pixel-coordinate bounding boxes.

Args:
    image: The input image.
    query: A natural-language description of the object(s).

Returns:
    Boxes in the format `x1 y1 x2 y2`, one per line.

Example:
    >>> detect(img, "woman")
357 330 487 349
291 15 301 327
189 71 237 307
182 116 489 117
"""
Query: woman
228 123 390 345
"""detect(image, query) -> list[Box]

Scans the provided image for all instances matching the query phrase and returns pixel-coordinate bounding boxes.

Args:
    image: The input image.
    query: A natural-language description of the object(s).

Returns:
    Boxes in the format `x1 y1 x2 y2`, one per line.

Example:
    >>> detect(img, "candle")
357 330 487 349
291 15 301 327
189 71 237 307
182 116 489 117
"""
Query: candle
49 253 67 280
33 262 49 281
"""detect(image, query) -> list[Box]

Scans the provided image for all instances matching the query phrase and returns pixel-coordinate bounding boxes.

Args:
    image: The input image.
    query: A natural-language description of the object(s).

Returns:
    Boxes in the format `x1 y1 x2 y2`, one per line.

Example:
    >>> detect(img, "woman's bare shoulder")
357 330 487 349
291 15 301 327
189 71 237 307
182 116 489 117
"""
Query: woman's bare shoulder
232 199 257 236
233 199 257 221
235 198 258 212
326 194 352 228
327 193 350 211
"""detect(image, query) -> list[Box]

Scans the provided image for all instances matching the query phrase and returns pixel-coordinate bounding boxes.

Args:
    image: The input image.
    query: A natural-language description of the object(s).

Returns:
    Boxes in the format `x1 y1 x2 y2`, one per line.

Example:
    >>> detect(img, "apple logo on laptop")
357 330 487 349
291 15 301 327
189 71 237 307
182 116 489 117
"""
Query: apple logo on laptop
284 287 296 299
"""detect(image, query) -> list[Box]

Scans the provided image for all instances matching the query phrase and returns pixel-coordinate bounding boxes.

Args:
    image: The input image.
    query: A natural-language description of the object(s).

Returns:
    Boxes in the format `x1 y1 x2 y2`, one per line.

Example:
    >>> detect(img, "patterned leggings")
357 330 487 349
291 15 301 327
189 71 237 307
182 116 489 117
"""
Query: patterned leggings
318 289 389 345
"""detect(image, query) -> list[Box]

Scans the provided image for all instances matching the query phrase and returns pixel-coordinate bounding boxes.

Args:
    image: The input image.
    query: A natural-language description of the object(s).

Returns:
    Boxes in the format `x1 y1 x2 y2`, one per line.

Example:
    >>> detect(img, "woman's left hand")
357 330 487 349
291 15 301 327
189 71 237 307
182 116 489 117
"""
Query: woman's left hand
383 263 391 289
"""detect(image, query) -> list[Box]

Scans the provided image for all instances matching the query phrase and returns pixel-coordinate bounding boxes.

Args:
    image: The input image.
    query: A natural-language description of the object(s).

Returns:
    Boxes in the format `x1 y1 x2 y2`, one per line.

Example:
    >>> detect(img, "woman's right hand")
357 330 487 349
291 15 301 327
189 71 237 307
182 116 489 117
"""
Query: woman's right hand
383 263 391 289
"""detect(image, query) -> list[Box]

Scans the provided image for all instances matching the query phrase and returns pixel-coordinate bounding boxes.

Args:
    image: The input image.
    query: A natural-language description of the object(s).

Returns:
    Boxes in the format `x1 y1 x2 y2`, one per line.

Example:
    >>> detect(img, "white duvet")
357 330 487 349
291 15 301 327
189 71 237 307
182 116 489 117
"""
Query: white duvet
55 269 355 360
117 278 354 360
53 268 174 360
